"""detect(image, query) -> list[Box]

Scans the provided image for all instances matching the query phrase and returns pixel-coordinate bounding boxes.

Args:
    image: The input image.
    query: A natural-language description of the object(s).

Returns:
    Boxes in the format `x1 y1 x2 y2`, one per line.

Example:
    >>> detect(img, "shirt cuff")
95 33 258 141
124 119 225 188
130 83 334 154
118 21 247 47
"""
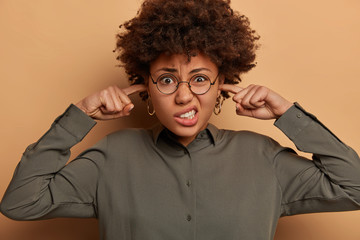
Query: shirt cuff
55 104 97 141
274 102 314 141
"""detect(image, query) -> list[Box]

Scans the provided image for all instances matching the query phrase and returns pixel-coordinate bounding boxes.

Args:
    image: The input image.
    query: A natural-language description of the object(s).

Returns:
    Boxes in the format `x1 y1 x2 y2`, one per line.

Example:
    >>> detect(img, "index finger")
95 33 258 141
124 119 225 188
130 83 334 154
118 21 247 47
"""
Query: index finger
219 84 243 94
123 84 147 96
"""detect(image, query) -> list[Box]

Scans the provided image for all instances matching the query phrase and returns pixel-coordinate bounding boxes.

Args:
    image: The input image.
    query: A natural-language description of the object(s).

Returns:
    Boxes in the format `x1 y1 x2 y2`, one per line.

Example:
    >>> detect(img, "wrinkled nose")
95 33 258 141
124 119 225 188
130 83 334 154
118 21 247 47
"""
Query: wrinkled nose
175 82 193 105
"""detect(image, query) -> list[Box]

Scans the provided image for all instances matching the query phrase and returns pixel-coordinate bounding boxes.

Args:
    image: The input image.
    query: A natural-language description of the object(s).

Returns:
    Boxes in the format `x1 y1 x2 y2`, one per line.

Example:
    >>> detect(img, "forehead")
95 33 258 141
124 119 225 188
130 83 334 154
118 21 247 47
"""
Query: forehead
150 53 217 72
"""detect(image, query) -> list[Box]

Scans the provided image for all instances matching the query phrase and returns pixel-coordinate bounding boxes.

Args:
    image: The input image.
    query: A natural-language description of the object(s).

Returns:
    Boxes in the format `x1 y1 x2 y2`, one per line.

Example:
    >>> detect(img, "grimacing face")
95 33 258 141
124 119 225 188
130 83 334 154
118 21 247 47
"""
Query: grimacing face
148 52 221 146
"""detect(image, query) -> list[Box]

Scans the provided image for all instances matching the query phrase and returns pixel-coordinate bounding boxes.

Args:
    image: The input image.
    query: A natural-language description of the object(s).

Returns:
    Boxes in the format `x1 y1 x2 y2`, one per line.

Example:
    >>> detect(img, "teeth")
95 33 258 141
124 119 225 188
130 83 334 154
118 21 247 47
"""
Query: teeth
180 110 196 119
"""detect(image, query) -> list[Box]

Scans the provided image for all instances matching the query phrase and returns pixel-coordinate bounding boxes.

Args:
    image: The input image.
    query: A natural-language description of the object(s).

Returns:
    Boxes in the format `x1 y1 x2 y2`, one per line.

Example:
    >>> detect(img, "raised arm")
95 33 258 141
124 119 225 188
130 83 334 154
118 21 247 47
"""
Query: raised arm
0 85 146 220
220 83 360 215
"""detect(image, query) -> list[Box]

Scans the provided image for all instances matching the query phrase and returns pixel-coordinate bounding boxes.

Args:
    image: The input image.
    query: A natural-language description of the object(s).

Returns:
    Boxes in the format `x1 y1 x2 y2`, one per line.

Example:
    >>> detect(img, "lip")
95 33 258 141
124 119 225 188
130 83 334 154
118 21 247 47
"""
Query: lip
174 106 198 117
174 106 199 127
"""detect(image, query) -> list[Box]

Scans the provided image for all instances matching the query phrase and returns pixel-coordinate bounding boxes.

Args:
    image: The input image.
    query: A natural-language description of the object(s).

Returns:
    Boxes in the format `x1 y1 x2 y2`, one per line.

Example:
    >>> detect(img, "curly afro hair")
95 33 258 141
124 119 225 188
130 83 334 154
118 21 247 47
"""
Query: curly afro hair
115 0 260 100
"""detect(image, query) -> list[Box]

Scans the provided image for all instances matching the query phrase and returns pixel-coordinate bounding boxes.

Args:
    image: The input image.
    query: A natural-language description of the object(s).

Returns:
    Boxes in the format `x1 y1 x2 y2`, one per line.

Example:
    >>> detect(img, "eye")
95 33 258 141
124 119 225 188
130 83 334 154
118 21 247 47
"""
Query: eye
158 75 176 85
194 76 206 82
191 74 210 85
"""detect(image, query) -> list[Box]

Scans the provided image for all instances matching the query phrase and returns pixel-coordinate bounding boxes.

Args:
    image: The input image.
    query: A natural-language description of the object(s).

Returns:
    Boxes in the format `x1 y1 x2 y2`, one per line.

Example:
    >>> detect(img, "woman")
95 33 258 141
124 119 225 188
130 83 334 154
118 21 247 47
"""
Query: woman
1 0 360 239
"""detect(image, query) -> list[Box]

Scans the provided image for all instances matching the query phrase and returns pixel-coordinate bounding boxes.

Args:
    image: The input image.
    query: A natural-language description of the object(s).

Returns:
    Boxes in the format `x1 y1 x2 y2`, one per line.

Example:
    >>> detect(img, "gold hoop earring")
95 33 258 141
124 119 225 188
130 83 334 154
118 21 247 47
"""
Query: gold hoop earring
147 98 155 116
213 95 224 115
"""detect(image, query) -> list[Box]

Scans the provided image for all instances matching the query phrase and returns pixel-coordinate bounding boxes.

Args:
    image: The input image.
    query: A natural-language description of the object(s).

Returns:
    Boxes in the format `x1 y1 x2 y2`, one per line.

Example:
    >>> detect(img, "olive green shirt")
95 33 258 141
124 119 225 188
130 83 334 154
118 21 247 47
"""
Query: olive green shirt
1 103 360 240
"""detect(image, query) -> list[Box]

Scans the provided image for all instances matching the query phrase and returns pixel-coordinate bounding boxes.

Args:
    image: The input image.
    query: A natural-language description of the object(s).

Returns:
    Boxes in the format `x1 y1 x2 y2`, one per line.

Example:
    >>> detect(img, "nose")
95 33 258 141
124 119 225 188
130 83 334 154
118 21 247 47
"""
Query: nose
175 82 194 105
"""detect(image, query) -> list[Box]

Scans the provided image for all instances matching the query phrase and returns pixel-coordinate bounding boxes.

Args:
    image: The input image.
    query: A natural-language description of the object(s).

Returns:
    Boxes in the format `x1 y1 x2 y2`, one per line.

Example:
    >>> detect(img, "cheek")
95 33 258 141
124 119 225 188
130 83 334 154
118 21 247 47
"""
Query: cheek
148 84 160 103
148 87 169 113
209 88 220 104
199 91 218 111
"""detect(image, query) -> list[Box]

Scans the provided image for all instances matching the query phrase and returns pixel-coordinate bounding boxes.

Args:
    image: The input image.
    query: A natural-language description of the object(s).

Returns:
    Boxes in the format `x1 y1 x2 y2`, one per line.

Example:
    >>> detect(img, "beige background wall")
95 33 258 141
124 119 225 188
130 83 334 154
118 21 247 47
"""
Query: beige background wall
1 0 359 239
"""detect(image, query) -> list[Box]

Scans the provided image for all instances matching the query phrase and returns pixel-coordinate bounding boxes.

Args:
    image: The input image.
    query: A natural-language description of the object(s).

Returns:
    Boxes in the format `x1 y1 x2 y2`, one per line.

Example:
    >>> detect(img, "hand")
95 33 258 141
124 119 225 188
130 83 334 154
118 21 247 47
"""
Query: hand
75 85 146 120
219 84 293 120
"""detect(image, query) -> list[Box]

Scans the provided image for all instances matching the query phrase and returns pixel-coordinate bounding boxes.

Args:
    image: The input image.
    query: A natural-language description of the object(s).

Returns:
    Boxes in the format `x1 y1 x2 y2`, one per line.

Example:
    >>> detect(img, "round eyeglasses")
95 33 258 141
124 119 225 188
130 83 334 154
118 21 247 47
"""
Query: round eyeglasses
150 72 219 95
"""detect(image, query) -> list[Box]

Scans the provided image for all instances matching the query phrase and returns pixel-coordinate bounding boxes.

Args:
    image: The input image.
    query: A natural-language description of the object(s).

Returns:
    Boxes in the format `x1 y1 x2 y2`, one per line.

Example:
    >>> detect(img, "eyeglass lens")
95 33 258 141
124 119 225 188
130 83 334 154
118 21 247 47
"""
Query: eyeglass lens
156 73 212 95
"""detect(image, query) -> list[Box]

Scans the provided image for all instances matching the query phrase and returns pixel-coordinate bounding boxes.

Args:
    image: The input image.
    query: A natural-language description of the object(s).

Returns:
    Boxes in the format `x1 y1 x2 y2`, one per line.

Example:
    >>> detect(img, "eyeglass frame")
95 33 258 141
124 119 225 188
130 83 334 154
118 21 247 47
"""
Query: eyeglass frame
149 72 220 95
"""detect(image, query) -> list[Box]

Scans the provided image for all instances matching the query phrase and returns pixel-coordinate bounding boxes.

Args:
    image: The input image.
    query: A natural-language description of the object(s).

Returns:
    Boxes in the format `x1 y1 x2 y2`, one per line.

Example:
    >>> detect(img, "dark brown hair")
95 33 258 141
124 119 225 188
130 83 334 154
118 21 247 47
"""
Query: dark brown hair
115 0 260 99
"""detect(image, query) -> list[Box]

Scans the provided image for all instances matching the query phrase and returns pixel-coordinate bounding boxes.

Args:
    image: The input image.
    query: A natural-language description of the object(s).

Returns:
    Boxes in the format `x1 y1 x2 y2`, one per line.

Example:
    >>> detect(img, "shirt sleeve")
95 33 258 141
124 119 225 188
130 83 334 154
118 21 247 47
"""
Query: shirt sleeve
0 104 105 220
273 103 360 216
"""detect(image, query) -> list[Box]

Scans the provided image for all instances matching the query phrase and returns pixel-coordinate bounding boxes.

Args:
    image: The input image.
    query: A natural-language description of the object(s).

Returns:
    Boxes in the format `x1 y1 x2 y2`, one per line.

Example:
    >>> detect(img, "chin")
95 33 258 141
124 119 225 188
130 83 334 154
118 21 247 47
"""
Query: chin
170 124 204 138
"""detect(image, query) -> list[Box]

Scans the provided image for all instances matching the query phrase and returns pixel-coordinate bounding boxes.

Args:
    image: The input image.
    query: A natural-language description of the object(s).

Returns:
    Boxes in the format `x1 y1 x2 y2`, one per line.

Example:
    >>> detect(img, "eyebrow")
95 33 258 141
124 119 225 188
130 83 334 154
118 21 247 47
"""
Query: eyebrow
154 67 212 74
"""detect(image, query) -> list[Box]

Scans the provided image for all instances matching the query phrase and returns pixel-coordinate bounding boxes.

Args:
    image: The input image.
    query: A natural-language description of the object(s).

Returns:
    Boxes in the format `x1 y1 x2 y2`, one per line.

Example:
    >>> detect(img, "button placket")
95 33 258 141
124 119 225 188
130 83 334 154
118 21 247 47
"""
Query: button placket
182 149 195 226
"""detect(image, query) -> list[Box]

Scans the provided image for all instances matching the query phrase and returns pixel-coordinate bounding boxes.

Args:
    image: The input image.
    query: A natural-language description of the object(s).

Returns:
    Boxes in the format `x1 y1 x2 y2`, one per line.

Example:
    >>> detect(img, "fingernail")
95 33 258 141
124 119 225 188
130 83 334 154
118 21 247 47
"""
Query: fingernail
129 104 134 112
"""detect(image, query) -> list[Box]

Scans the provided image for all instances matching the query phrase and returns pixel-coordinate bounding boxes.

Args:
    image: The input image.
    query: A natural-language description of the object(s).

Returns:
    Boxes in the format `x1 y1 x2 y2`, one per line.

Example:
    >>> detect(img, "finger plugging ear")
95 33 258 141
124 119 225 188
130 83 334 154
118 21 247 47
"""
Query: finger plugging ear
233 85 267 110
218 84 243 94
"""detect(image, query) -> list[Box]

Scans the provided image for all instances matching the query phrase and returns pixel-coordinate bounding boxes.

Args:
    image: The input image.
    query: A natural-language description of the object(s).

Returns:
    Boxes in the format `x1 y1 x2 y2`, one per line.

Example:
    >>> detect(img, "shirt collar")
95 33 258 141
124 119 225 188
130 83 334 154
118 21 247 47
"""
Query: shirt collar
151 123 219 146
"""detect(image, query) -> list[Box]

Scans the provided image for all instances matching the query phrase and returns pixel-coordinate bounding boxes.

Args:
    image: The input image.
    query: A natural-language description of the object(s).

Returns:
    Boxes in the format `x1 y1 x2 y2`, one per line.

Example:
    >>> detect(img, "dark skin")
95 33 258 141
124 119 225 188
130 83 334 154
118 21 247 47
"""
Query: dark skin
76 84 147 120
75 83 292 121
219 84 293 120
76 54 292 144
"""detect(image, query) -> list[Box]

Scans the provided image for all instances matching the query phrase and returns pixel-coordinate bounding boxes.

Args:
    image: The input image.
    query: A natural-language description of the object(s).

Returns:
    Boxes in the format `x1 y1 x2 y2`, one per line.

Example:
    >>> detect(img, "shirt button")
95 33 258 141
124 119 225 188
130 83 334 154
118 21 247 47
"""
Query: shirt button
187 214 192 221
296 113 302 118
186 180 192 187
